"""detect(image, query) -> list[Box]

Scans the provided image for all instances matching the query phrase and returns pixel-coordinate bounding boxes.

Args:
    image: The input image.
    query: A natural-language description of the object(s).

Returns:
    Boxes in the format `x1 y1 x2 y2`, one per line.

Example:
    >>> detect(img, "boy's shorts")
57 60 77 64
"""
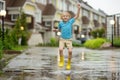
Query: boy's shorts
59 38 72 49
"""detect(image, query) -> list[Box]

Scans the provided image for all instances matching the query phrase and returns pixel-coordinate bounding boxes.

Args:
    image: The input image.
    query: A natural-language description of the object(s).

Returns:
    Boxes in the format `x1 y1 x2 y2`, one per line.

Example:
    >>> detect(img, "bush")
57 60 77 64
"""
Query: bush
0 40 3 60
4 29 16 50
50 37 58 46
113 37 120 47
84 38 106 49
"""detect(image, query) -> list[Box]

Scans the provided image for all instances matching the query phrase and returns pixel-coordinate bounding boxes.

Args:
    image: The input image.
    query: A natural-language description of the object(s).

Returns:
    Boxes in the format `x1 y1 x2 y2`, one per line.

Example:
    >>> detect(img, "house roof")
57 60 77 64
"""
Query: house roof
5 0 26 7
42 4 56 15
36 2 45 11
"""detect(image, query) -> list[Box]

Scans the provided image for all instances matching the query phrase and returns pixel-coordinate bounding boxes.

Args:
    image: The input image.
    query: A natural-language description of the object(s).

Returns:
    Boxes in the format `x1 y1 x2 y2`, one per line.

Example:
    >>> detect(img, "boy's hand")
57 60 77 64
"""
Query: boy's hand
53 29 58 32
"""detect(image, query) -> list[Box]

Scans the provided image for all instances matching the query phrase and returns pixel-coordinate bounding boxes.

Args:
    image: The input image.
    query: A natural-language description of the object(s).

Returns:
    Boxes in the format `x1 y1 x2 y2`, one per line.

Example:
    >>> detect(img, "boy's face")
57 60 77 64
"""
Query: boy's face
61 12 71 22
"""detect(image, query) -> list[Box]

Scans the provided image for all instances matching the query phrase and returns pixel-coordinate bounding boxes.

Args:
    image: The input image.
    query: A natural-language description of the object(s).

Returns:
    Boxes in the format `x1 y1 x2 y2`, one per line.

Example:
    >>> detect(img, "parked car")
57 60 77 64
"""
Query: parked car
77 34 87 44
77 38 86 44
80 37 87 44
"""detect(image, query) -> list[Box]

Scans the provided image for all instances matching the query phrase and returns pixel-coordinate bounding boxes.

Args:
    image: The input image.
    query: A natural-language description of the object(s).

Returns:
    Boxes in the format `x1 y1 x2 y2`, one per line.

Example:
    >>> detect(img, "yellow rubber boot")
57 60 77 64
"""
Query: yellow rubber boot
66 59 71 70
58 56 64 67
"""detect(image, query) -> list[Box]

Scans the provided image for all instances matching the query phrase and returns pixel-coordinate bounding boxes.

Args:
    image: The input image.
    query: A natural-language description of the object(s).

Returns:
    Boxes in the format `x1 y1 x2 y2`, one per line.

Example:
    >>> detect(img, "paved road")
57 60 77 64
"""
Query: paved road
1 47 120 80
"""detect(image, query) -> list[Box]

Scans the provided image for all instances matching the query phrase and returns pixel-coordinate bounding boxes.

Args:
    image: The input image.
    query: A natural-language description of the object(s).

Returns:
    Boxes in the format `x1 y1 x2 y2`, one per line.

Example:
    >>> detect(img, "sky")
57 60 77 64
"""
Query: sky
83 0 120 15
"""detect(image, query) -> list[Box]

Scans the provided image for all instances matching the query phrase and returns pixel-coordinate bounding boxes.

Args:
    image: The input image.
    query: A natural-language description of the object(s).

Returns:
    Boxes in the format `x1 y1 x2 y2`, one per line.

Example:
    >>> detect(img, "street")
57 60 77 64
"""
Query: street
1 47 120 80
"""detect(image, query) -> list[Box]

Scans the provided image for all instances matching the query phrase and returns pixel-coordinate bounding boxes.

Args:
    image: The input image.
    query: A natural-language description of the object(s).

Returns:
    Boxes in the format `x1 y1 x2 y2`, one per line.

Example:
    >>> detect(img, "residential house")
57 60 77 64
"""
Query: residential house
5 0 38 30
107 14 120 40
79 1 107 39
29 0 107 43
4 0 46 45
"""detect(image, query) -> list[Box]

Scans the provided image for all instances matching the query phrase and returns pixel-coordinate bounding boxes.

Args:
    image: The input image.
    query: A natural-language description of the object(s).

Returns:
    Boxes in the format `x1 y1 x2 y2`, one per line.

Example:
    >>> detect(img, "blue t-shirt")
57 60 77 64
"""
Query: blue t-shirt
58 18 75 39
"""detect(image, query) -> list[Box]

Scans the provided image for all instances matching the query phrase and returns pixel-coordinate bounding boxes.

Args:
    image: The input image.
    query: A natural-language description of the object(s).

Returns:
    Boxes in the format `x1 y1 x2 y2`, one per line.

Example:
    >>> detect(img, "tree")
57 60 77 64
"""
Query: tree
10 12 29 45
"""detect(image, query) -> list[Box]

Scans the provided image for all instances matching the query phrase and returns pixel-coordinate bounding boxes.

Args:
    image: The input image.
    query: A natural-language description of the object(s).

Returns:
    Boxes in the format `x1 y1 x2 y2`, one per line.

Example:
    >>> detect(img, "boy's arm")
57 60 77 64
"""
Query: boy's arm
53 29 59 32
74 4 81 19
53 29 61 36
53 23 61 32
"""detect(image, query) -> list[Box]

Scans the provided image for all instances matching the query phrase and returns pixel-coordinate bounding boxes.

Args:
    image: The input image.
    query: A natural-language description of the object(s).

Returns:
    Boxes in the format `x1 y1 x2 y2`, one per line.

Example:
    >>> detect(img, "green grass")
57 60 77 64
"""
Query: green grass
11 46 28 51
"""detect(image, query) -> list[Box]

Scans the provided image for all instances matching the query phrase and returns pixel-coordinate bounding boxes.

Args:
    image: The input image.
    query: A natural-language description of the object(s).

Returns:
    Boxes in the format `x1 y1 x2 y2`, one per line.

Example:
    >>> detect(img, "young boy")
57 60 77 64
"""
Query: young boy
55 4 80 70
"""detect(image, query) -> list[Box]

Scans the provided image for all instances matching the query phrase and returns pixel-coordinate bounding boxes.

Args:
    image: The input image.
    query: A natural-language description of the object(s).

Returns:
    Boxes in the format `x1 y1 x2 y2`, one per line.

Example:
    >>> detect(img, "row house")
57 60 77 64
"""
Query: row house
2 0 80 44
1 0 107 45
41 0 107 41
79 1 107 39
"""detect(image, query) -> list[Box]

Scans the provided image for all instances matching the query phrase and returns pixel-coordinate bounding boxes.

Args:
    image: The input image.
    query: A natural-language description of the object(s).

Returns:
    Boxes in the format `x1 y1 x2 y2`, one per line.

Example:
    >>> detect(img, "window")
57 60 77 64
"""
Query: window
0 1 5 10
69 5 77 13
57 0 62 10
63 1 67 11
0 2 3 10
36 0 47 5
35 11 42 23
101 17 106 23
45 21 51 26
11 14 19 21
82 9 90 17
26 16 32 23
93 13 99 20
61 0 67 11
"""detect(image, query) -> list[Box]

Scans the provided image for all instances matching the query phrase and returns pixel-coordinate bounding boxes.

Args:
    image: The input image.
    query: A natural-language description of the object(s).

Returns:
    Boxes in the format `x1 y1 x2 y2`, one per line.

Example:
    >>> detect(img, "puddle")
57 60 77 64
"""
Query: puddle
1 47 120 80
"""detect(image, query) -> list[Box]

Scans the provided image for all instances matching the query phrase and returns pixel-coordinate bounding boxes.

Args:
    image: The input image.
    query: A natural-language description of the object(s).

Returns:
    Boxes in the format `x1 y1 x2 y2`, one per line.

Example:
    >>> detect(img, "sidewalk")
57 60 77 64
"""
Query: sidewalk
2 47 120 80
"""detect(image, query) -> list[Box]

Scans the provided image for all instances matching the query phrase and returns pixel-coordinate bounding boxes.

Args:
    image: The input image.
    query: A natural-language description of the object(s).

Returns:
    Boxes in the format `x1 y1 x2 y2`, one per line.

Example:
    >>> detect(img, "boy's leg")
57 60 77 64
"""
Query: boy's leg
58 39 65 67
66 48 72 70
68 48 72 60
66 40 72 70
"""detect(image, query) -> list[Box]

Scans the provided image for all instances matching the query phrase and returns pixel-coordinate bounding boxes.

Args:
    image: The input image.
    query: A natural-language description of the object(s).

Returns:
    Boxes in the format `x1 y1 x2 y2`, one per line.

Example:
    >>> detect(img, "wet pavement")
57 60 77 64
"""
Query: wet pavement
0 47 120 80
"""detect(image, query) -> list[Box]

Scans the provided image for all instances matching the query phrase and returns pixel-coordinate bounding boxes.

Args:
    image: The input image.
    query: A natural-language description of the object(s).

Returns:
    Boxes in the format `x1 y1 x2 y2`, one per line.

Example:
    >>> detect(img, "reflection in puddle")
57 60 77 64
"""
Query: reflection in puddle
78 50 120 80
109 52 120 80
66 75 71 80
81 51 85 61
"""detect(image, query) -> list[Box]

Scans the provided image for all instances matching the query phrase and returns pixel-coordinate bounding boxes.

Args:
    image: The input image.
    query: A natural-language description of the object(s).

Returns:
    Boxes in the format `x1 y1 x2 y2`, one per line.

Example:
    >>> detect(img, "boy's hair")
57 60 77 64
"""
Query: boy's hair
61 11 75 19
67 11 75 18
